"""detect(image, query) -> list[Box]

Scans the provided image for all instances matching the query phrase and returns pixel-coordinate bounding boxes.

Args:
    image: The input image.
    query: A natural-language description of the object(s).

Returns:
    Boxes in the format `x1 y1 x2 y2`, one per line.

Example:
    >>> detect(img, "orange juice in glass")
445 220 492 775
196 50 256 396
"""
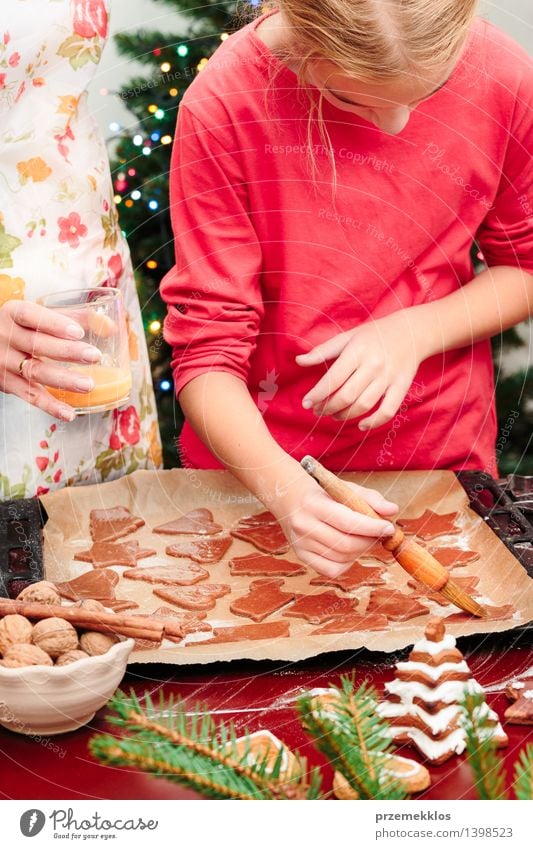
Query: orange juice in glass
39 287 132 414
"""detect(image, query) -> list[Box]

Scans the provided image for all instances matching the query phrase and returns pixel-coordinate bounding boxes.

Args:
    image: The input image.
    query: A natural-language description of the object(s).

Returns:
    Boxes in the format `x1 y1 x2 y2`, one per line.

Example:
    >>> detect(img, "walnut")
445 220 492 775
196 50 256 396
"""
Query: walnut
32 618 79 659
17 581 61 606
74 599 106 613
55 649 90 666
0 643 54 668
79 631 119 656
0 615 33 655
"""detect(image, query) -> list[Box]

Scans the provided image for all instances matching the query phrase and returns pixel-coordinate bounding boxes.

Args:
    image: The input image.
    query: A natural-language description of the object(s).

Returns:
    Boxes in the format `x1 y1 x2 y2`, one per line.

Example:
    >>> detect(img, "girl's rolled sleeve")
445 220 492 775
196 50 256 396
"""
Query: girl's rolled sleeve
161 105 263 396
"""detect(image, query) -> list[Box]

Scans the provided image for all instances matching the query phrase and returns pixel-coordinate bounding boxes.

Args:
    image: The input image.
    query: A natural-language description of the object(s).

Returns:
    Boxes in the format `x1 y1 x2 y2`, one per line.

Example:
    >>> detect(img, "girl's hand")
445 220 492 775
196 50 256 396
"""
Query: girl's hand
0 300 102 421
274 476 398 577
296 309 426 431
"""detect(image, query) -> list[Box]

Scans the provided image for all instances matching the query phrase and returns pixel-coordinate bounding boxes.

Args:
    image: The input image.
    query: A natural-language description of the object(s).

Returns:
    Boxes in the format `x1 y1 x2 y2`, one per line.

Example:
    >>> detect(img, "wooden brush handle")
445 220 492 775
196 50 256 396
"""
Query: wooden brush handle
300 455 450 590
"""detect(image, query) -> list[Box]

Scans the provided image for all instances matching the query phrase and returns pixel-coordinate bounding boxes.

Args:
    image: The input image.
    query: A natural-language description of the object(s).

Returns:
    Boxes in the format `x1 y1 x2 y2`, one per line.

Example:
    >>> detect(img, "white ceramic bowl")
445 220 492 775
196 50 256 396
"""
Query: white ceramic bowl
0 638 134 735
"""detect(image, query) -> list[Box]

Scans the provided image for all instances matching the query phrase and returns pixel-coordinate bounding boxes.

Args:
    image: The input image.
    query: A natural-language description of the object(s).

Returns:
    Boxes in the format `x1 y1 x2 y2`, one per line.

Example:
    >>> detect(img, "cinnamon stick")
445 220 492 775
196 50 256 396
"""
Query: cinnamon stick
0 599 164 642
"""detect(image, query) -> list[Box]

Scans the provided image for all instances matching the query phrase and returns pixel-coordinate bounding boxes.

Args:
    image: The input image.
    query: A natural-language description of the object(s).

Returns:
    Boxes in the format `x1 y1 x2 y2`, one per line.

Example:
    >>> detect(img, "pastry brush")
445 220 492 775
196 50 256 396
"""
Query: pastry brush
300 455 487 618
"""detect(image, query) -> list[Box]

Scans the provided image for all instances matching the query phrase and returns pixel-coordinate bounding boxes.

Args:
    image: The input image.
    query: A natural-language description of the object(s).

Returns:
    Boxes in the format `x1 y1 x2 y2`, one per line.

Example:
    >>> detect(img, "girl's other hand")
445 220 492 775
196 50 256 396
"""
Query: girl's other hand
0 300 102 421
274 476 398 577
296 309 427 431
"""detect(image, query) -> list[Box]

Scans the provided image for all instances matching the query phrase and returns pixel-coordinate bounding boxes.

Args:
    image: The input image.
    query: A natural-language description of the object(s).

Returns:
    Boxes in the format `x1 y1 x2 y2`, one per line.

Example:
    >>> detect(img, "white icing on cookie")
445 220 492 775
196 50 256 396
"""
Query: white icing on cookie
523 690 533 699
413 635 456 654
377 701 460 736
511 681 525 689
396 660 470 681
392 726 466 761
384 677 477 705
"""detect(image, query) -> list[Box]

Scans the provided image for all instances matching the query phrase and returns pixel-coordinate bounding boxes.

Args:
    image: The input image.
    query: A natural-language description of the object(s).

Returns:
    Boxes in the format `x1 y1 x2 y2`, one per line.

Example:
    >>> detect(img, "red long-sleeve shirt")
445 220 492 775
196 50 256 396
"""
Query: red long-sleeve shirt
161 12 533 473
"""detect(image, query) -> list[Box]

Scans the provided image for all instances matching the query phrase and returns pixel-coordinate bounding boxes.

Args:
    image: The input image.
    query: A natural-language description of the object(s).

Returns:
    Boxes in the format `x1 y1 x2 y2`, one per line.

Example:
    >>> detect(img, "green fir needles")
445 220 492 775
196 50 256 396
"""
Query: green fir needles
90 690 323 800
297 676 407 801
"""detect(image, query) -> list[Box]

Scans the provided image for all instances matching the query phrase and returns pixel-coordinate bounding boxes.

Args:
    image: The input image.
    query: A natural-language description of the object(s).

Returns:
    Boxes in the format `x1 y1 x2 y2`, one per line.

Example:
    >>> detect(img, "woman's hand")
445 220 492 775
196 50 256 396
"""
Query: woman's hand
0 300 102 421
296 309 427 431
274 476 398 577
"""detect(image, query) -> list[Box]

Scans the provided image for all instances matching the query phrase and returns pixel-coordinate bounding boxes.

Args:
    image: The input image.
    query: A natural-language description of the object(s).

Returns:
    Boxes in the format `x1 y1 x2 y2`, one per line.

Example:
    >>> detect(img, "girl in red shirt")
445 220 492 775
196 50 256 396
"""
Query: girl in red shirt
161 1 533 576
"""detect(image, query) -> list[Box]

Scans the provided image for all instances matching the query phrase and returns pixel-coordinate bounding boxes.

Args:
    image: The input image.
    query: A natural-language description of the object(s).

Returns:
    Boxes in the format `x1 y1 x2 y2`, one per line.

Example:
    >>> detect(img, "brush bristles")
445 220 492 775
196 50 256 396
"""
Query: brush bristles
440 580 487 618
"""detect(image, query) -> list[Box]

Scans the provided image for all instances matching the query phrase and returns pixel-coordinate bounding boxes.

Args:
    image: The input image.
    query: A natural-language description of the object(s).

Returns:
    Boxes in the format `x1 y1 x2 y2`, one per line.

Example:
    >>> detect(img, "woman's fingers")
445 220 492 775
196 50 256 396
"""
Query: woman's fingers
21 357 94 393
297 551 354 578
9 324 101 364
6 300 85 340
2 371 75 421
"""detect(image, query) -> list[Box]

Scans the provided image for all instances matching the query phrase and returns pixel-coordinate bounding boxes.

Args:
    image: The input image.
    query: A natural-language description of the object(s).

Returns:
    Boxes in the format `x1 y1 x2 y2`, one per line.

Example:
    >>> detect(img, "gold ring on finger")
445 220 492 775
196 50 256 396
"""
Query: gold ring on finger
18 354 33 376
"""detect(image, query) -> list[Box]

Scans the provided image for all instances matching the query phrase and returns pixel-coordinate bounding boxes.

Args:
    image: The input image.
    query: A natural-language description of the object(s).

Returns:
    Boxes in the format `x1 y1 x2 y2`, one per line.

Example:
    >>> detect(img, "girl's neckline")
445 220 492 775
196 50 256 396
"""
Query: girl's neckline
248 8 300 85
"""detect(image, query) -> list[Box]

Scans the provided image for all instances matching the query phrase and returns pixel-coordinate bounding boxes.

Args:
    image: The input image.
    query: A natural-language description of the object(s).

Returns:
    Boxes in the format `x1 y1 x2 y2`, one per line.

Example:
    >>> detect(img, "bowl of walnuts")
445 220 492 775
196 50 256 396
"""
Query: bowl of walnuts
0 582 134 735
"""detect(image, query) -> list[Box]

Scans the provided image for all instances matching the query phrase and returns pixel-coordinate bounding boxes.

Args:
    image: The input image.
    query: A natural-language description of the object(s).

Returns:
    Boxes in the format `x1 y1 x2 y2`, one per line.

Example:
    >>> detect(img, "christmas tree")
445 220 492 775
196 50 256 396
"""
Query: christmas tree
108 1 531 472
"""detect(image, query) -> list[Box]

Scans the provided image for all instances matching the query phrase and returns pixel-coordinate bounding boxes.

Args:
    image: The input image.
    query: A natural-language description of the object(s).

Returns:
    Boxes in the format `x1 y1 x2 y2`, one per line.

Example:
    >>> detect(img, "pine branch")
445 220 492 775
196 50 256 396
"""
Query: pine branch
297 676 406 800
89 690 322 800
459 689 508 800
513 744 533 801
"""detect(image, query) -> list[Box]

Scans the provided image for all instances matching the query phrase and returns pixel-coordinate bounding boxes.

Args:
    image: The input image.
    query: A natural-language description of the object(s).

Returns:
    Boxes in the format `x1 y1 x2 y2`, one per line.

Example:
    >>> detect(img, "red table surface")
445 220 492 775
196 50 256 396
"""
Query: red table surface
1 629 532 801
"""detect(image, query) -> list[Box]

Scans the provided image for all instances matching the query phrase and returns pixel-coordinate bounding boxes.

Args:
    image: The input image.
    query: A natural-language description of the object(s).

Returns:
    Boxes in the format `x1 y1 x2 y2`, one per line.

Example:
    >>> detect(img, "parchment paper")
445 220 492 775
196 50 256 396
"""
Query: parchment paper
41 469 533 664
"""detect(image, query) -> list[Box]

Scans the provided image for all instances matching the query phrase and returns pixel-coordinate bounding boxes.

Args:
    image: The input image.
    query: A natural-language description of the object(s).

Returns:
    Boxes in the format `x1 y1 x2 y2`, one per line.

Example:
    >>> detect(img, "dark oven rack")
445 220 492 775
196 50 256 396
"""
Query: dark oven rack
457 471 533 578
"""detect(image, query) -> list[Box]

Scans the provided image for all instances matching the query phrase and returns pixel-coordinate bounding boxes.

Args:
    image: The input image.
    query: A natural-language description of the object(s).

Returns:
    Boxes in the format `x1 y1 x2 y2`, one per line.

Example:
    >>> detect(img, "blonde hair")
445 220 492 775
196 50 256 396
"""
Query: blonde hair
256 2 480 186
273 0 479 82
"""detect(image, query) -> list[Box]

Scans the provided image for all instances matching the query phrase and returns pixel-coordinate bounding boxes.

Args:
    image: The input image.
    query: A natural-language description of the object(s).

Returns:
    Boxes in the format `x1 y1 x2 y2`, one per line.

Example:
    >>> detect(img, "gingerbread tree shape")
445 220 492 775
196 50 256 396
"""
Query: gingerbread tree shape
377 617 508 765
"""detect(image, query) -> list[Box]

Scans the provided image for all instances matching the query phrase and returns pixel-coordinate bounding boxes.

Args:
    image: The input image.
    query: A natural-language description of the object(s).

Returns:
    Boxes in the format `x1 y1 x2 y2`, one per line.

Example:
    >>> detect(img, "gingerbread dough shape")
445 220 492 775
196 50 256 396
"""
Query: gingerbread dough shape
397 509 461 540
165 533 232 564
153 508 222 536
428 547 480 568
229 552 306 578
153 583 230 611
74 540 156 569
284 591 358 625
89 506 145 542
366 588 429 621
444 603 515 623
230 579 296 622
310 561 386 592
54 569 138 611
123 563 209 586
194 620 290 644
311 612 389 634
231 511 289 555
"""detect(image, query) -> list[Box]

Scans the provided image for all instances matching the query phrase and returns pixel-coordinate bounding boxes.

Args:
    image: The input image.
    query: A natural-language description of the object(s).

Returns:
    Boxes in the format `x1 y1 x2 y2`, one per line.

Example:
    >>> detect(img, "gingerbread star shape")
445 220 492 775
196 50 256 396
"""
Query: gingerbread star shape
397 509 461 540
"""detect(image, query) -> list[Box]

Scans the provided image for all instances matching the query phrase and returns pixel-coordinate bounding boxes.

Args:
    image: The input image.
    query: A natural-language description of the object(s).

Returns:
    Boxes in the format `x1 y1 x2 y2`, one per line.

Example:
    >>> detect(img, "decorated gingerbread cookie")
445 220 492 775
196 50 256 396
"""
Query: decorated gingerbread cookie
153 508 222 536
230 511 289 555
230 579 296 622
333 755 431 798
504 676 533 725
377 618 508 765
397 509 461 540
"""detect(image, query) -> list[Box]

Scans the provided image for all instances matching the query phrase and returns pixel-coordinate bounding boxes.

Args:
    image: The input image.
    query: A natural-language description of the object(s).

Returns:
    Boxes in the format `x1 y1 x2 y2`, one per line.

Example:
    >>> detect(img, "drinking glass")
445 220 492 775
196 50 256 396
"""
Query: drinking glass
39 287 132 414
